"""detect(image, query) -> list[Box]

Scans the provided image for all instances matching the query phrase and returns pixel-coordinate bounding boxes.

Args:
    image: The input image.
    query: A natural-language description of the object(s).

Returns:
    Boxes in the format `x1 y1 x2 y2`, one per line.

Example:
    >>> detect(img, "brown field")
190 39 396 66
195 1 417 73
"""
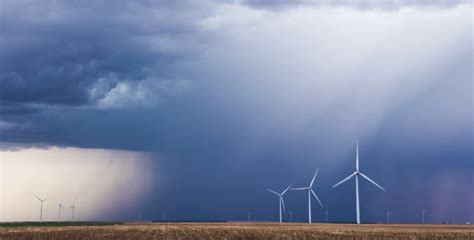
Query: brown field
1 222 473 240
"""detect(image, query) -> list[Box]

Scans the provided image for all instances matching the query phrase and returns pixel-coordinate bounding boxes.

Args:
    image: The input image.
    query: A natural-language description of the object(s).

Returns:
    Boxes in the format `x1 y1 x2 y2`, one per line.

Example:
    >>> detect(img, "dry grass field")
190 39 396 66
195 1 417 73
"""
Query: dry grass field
1 222 473 240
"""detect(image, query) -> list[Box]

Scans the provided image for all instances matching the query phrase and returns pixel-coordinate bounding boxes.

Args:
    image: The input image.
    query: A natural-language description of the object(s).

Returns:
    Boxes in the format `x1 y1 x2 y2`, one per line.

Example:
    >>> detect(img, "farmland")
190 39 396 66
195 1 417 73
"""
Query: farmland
1 222 473 240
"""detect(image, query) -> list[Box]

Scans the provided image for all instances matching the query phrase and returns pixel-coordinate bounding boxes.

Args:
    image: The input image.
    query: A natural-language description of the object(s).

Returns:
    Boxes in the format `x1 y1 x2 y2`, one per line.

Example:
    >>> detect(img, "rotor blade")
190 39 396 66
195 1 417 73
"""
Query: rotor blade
291 187 309 191
332 172 356 188
281 197 286 213
310 168 319 188
281 184 292 195
356 140 359 172
267 189 280 196
34 194 42 201
311 189 323 208
359 172 385 191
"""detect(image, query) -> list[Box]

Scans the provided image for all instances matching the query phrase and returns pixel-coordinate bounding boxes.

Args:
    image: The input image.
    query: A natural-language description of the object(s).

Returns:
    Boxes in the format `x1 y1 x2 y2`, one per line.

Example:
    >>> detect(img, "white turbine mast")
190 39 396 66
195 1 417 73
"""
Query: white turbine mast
291 169 324 223
325 209 329 223
386 210 392 224
34 194 53 223
333 141 385 224
422 209 426 224
267 184 292 223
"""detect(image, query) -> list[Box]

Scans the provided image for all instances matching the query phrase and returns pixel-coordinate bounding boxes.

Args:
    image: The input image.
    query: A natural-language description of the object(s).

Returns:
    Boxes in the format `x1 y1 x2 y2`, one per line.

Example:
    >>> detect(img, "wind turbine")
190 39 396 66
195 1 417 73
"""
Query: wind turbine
68 200 78 223
332 141 385 224
422 209 426 224
386 210 392 224
325 209 329 223
34 194 53 223
267 185 292 223
247 211 251 222
291 169 324 223
58 202 65 223
289 211 293 222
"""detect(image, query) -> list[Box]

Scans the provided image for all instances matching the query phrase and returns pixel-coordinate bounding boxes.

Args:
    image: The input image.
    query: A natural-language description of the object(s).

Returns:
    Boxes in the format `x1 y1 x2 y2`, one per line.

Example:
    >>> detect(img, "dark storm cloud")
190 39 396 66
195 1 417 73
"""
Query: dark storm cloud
0 1 208 109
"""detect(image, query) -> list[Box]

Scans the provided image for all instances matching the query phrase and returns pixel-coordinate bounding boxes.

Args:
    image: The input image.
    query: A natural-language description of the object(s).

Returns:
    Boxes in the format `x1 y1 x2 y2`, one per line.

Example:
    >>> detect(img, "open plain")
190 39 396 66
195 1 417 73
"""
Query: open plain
1 222 473 240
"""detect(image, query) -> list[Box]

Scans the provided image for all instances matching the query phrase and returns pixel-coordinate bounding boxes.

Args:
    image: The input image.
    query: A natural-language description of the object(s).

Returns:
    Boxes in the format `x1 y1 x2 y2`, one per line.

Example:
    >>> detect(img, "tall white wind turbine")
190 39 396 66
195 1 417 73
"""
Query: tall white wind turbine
267 185 292 223
34 194 53 223
332 141 385 224
291 169 324 223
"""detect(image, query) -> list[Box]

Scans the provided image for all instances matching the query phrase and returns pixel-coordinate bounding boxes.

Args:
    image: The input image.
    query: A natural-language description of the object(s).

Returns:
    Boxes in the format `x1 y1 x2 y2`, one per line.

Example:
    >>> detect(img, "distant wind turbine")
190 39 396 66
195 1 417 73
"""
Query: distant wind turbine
34 194 53 223
291 169 324 223
422 209 426 224
386 210 392 224
325 209 329 223
333 141 385 224
267 185 292 223
289 211 293 222
68 200 78 223
58 202 65 223
247 211 251 222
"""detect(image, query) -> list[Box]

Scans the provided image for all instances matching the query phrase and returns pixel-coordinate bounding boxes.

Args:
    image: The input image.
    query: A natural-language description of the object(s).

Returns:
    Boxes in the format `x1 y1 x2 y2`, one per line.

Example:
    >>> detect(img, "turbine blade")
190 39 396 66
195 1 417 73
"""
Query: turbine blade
311 189 323 208
281 197 286 213
34 194 42 201
290 187 309 191
267 189 280 196
310 168 319 188
356 140 359 172
359 172 385 191
281 184 292 195
332 172 356 188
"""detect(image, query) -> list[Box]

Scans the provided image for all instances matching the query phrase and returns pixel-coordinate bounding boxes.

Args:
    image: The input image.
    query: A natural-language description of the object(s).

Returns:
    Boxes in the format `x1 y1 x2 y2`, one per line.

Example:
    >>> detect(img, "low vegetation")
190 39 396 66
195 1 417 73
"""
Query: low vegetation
1 222 473 240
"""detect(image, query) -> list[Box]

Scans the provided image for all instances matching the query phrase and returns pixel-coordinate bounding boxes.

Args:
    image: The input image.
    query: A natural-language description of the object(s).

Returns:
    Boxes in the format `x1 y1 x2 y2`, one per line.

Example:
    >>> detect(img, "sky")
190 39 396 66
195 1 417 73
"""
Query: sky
0 0 472 223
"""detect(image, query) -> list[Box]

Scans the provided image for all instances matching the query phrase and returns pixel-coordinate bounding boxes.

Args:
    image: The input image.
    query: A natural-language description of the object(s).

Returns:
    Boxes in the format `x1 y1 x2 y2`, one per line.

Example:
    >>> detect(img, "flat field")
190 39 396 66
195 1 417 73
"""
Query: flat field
0 222 473 240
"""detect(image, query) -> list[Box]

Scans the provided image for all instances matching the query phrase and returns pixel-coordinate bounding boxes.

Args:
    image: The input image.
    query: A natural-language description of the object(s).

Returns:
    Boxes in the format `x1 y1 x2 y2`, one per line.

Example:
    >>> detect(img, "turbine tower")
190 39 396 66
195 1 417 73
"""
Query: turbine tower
422 209 426 224
332 141 385 224
291 169 324 223
34 194 52 223
325 209 329 223
386 210 392 224
267 185 292 223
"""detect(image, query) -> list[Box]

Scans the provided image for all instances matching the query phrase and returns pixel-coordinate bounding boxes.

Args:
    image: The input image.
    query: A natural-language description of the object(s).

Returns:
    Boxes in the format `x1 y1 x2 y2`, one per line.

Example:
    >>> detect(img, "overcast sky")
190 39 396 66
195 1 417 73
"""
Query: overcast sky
0 0 472 223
